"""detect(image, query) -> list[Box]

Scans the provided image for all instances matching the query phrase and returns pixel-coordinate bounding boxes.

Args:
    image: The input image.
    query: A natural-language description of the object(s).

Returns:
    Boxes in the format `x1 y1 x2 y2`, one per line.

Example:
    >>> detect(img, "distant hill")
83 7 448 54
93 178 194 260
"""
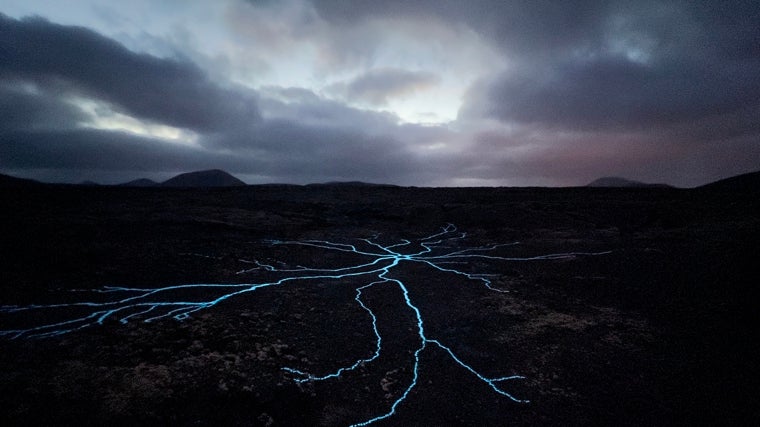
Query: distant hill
79 180 101 186
118 178 158 187
0 173 40 187
698 170 760 191
587 177 671 188
161 169 246 187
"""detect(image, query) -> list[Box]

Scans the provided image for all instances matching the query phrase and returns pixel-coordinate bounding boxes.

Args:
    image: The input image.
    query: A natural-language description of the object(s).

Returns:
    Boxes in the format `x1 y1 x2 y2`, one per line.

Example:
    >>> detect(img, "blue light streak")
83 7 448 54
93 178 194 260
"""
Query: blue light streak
1 224 610 425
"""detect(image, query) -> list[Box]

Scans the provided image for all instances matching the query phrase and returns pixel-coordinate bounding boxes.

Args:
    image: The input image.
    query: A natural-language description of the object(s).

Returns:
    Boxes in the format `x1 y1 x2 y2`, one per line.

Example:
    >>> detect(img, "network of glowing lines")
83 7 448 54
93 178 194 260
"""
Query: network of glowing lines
1 224 610 426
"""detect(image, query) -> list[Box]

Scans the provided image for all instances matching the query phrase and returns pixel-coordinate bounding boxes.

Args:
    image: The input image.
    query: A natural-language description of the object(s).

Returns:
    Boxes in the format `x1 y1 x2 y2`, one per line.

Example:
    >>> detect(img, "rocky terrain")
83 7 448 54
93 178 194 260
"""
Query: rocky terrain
0 175 758 425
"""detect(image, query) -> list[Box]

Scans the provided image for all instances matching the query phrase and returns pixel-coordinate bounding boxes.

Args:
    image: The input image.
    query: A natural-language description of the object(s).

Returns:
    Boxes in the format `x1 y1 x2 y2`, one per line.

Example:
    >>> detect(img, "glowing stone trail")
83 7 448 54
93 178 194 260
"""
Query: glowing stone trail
0 224 610 426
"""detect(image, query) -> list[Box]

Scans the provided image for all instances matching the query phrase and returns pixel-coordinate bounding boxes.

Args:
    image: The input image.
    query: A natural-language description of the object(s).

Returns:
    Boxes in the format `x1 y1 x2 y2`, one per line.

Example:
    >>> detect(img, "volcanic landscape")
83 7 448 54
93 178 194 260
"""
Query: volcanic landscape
1 173 758 426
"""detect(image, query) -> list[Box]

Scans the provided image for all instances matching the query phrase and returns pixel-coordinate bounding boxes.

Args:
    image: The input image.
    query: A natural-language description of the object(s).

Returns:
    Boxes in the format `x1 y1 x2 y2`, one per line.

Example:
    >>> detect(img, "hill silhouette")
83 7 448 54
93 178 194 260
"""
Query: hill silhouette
587 177 671 188
698 170 760 191
161 169 246 187
0 173 40 187
118 178 158 187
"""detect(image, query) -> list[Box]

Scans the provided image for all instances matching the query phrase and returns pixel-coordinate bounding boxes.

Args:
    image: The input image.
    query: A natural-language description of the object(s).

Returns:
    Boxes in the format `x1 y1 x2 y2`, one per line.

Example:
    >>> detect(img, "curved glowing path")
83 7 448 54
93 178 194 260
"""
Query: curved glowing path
0 224 610 426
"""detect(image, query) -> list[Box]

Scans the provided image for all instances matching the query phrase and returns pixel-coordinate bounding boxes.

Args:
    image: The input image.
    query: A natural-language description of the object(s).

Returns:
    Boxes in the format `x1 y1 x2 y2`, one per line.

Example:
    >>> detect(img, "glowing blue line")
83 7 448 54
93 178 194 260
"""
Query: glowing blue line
2 311 106 339
241 257 391 275
1 224 612 425
428 339 527 402
423 242 520 258
270 240 383 257
360 238 400 255
120 305 157 324
283 280 385 382
351 343 426 427
385 239 411 251
422 251 612 261
420 223 457 241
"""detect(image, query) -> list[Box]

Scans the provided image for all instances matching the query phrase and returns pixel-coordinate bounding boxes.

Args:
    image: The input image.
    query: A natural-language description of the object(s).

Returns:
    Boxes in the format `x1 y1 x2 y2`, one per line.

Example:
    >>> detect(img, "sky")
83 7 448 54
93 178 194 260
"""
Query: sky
1 0 758 187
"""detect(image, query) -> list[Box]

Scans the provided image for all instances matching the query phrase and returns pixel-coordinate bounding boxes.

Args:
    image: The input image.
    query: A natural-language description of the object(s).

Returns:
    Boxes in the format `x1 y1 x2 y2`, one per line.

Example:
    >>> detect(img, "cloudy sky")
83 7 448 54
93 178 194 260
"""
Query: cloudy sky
1 1 758 186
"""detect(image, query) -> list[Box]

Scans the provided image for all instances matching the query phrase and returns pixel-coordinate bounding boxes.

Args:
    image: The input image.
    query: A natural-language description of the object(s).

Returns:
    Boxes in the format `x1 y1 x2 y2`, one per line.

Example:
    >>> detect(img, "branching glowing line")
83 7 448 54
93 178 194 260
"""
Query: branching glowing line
1 224 610 425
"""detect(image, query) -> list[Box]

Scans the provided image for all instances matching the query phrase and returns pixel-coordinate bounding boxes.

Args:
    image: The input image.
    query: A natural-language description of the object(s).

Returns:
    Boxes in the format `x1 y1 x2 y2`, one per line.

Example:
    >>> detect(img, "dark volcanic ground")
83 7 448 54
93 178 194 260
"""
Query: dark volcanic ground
0 184 758 426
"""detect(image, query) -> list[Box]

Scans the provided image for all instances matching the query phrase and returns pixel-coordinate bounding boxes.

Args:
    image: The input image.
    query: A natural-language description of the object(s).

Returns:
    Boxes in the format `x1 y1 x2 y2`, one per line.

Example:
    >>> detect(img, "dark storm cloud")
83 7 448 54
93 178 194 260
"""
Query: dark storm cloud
0 11 434 185
310 1 759 58
410 0 760 186
1 129 194 171
0 13 437 184
312 1 760 133
258 124 416 182
474 1 758 133
257 88 399 133
208 116 421 183
0 81 87 131
0 120 423 184
244 90 456 183
3 2 758 187
311 0 611 54
330 68 440 106
0 14 260 132
463 53 760 131
0 13 265 183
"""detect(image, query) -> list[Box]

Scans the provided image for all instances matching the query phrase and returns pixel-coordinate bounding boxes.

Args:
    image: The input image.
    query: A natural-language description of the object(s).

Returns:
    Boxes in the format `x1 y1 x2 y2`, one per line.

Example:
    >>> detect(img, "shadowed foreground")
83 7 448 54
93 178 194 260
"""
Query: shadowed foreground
1 183 758 425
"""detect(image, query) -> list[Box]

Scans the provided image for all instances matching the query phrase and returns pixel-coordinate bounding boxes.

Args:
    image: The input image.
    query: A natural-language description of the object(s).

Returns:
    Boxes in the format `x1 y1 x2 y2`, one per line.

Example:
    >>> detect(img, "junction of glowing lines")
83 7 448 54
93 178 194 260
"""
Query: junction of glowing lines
1 224 610 426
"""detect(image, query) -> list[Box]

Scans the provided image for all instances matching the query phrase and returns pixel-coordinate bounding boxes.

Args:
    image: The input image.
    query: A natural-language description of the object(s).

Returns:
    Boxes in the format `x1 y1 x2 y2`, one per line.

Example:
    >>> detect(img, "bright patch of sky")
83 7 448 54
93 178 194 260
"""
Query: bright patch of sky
3 0 504 125
71 97 200 146
5 0 757 187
